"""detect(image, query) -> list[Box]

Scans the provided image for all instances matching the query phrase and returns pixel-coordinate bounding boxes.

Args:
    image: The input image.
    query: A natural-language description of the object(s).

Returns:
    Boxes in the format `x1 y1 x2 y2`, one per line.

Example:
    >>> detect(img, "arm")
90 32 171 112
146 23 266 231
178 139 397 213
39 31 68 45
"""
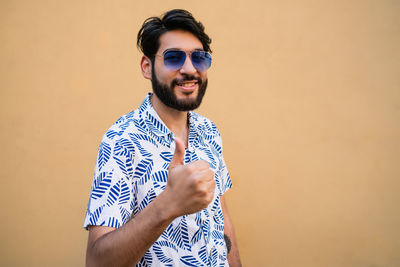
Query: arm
86 192 175 267
221 195 242 267
86 138 216 267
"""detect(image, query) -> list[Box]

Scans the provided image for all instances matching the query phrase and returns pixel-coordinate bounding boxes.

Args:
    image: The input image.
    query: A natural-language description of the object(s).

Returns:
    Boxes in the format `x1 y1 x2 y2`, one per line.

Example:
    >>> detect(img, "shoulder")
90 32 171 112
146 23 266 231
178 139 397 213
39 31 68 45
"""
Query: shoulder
102 109 143 143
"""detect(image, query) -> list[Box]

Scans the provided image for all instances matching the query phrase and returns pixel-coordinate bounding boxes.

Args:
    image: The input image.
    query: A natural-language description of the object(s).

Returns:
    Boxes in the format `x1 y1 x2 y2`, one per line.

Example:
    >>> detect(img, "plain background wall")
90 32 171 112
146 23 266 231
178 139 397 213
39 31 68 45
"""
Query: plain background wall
1 0 399 266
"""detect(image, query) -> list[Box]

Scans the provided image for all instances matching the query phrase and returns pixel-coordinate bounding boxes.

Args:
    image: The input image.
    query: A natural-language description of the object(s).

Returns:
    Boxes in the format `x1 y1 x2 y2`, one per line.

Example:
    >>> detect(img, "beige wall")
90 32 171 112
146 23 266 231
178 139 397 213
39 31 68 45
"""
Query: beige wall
1 0 399 266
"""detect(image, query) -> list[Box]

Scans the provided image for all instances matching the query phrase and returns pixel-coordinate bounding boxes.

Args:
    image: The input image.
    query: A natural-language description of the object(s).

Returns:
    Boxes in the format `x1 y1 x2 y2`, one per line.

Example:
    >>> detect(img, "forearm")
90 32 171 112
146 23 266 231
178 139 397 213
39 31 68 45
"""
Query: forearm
225 223 241 267
86 192 176 267
221 196 242 267
225 217 242 267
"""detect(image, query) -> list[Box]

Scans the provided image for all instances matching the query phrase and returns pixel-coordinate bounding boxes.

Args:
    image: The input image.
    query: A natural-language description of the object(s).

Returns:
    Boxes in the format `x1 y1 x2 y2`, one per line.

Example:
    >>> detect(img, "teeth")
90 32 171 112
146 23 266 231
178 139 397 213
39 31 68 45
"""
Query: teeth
179 82 195 87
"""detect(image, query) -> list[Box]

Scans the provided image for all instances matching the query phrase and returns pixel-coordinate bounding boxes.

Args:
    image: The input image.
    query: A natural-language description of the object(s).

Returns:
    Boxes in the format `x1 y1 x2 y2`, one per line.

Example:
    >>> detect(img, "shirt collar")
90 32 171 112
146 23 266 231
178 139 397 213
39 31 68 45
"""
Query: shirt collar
140 93 202 139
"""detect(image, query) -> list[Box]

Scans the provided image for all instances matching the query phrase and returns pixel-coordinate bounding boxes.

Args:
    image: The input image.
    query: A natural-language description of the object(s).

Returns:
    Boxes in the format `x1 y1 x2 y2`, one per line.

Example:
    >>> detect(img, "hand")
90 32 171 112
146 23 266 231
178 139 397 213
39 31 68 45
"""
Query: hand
163 137 216 217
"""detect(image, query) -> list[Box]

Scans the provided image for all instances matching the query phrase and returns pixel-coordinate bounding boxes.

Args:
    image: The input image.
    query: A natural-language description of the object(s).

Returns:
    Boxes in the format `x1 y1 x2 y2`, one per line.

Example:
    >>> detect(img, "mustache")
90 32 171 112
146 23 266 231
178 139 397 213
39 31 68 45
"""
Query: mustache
171 75 202 87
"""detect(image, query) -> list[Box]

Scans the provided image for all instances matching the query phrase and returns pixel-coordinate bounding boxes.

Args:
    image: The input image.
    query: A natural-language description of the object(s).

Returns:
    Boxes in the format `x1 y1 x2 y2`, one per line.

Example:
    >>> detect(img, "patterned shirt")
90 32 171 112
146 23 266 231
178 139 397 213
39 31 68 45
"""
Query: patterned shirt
84 94 232 266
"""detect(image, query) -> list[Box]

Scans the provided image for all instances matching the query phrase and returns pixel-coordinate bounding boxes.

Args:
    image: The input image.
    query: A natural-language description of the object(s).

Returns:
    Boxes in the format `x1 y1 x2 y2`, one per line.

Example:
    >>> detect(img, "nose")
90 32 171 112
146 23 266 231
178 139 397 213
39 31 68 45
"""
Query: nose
179 53 197 75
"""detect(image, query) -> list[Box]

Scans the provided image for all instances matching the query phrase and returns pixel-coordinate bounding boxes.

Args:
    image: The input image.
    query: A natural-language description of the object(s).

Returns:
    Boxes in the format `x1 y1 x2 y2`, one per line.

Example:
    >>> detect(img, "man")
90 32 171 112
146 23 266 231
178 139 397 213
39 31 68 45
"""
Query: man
84 9 241 266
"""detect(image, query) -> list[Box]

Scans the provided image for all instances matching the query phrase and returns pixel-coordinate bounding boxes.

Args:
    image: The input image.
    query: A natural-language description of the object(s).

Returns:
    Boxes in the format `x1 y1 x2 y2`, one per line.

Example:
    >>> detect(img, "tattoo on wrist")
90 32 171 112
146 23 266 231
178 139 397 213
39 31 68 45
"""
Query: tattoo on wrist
224 234 232 254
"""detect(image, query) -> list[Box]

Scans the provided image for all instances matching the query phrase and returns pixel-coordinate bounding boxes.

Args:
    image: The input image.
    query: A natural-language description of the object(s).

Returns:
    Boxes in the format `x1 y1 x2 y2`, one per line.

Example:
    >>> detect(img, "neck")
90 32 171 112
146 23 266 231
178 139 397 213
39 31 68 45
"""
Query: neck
150 94 189 147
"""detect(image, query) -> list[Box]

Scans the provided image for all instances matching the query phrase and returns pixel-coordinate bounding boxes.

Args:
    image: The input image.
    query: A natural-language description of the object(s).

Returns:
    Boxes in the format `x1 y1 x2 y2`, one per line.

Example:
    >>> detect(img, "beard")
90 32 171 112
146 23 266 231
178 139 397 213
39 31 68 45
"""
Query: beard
151 65 208 111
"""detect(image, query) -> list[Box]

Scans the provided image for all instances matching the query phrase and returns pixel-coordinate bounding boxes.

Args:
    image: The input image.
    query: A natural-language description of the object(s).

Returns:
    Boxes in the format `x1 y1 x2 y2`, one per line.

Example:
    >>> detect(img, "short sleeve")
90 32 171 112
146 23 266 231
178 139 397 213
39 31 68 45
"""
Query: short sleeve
218 154 232 196
83 133 136 230
214 130 232 196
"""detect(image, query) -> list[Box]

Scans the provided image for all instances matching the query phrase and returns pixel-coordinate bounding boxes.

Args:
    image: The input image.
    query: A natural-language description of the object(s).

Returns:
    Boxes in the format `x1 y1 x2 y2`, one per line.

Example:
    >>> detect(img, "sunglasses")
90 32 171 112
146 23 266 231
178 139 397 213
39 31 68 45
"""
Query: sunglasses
158 50 212 71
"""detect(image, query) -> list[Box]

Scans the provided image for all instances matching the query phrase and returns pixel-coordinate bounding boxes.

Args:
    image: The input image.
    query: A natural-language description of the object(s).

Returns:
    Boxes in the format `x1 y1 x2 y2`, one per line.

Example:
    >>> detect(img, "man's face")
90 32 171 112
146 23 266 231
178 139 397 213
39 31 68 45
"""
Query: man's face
151 30 208 111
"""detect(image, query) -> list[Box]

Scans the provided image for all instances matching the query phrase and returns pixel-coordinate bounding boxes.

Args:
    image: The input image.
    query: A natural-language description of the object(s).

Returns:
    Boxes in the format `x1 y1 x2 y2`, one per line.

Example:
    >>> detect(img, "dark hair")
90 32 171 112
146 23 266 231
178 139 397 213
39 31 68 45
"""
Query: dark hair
137 9 212 60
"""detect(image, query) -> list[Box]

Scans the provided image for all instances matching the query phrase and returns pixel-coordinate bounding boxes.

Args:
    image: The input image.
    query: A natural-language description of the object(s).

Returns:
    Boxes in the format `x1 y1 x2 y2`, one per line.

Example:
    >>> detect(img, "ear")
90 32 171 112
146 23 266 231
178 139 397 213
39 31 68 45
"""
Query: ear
140 56 152 80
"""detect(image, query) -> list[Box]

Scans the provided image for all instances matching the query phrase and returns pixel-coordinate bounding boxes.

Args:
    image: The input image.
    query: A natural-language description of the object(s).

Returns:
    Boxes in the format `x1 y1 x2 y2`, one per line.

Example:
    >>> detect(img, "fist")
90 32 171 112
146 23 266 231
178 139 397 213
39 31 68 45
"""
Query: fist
164 137 216 217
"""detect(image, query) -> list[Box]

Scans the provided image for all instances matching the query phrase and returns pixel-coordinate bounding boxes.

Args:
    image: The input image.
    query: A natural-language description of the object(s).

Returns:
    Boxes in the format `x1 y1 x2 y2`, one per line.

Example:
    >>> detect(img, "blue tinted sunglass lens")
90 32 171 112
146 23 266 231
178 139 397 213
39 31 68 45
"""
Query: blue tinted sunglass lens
163 50 212 71
163 51 186 70
191 51 212 71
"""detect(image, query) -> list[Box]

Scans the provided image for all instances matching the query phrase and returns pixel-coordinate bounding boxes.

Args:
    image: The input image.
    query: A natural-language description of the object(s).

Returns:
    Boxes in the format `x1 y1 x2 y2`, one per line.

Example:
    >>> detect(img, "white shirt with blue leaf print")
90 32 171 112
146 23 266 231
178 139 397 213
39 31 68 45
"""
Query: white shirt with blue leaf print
84 94 232 266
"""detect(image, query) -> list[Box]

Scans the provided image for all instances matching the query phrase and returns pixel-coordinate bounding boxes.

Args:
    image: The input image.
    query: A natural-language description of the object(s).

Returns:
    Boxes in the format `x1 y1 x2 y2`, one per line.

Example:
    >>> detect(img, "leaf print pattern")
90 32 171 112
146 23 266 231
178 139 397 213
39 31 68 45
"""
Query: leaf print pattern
84 94 232 266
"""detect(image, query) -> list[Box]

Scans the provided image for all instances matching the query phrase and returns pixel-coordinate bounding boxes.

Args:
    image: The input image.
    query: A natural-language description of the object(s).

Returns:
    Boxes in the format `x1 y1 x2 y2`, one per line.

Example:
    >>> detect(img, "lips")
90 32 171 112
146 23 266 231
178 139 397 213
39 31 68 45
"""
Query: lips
177 81 197 87
175 80 199 90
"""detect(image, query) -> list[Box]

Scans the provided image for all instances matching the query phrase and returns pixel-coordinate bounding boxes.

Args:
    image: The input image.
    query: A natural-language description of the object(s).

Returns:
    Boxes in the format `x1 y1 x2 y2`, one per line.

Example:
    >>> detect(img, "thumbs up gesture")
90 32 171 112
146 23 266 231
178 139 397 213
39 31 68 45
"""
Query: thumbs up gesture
163 137 216 217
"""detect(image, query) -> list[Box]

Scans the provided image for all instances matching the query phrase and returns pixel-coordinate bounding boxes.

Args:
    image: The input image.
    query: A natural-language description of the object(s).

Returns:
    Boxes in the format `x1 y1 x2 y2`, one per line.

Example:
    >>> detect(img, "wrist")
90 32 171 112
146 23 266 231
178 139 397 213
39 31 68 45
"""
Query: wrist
154 190 179 222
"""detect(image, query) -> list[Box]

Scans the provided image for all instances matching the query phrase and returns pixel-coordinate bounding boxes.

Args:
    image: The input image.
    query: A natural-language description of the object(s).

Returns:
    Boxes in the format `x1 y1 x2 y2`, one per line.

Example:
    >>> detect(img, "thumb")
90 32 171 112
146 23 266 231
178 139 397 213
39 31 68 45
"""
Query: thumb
170 137 185 167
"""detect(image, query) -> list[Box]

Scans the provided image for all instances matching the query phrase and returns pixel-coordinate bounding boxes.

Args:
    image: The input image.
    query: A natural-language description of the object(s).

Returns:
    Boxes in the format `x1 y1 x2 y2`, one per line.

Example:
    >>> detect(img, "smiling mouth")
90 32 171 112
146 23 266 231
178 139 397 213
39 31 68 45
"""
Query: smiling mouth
176 81 199 89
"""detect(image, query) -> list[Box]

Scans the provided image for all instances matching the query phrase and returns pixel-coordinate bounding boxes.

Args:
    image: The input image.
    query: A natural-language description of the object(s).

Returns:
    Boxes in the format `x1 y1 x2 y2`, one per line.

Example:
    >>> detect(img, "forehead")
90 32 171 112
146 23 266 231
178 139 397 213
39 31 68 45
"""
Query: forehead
158 30 203 53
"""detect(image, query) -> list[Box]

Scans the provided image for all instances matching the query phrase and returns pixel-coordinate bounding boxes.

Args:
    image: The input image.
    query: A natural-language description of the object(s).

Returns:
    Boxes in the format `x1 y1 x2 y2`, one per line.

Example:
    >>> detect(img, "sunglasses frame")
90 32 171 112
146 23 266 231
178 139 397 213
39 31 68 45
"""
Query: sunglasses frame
156 49 212 71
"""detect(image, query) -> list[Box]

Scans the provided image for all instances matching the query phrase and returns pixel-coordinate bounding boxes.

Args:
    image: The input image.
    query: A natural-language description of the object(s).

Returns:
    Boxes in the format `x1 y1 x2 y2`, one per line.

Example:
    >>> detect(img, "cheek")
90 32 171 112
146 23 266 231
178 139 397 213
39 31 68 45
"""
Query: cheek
200 72 207 82
154 63 176 83
198 69 207 77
